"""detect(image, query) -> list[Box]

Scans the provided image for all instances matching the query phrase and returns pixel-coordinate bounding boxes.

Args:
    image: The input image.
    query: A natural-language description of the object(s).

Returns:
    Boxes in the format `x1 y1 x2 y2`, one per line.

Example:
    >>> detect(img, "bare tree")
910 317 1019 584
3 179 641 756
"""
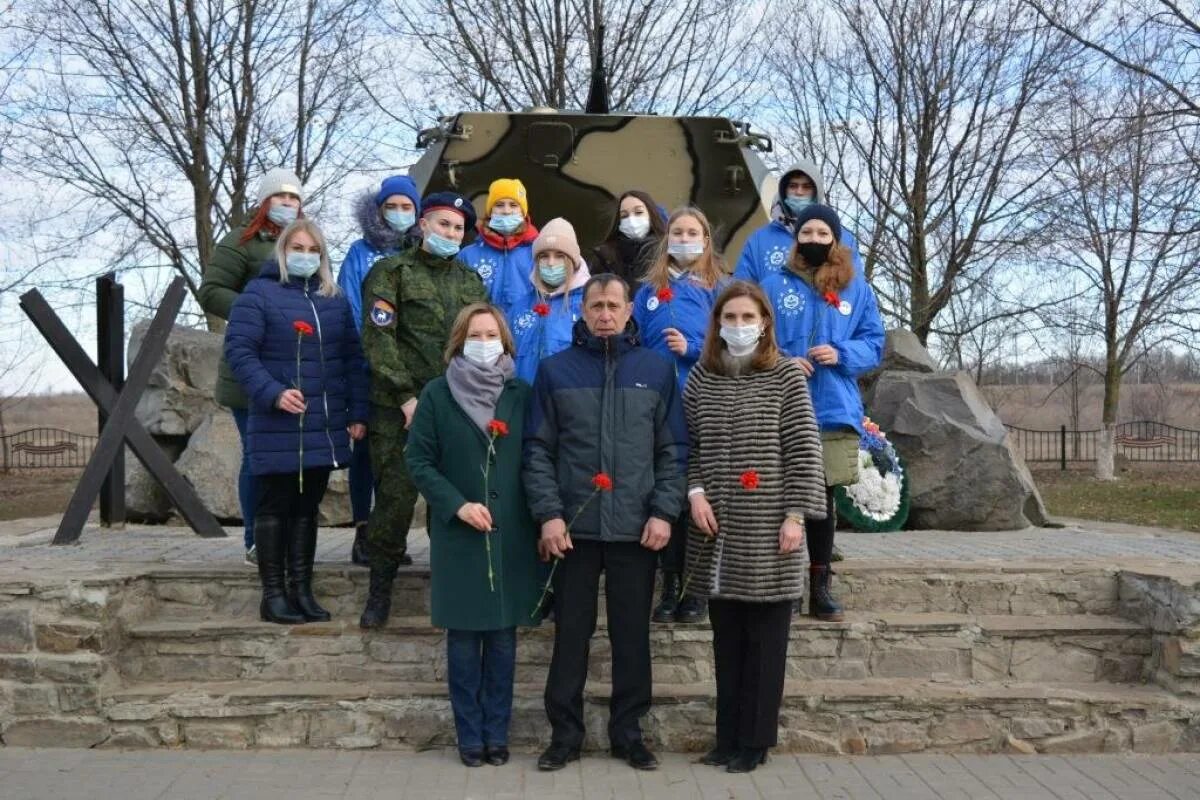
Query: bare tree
376 0 773 122
9 0 381 324
769 0 1078 344
1039 61 1200 479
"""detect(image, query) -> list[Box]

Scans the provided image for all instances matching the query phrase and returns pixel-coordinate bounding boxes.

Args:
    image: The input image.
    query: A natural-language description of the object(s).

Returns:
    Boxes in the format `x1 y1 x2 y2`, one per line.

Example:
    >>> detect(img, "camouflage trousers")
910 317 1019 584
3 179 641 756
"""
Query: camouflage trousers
367 405 420 570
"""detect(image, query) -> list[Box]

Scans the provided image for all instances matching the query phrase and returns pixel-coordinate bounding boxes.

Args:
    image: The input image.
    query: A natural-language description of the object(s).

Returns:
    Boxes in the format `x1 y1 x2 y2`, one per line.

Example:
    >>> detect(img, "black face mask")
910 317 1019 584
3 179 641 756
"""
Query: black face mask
797 241 832 268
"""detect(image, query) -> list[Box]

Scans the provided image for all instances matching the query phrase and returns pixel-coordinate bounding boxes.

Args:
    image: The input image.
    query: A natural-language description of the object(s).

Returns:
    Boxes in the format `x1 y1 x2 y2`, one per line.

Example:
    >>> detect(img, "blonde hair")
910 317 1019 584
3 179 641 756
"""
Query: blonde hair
644 207 726 291
443 303 516 364
275 218 339 297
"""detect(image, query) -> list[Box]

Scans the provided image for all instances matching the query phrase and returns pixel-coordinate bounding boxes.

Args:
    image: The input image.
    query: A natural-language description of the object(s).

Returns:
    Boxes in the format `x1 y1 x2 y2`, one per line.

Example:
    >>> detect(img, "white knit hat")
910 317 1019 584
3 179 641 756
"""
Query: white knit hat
257 167 303 204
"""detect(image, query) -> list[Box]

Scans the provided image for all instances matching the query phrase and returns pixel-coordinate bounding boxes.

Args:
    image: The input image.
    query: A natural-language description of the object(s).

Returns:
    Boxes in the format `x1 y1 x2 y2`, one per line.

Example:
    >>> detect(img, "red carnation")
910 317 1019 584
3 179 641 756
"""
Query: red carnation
487 419 509 437
823 291 840 308
656 287 674 303
533 303 551 317
740 470 760 490
293 320 315 336
592 472 614 491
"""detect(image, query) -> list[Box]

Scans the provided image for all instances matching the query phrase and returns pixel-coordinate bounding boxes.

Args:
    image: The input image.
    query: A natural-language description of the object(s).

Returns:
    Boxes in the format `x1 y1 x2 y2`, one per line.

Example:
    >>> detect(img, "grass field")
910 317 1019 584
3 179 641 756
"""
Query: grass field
1034 464 1200 533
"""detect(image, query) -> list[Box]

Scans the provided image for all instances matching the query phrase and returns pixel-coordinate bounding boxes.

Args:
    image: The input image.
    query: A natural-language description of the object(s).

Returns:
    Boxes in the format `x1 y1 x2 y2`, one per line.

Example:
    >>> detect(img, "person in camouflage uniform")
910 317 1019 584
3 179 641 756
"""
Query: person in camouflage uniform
359 192 486 628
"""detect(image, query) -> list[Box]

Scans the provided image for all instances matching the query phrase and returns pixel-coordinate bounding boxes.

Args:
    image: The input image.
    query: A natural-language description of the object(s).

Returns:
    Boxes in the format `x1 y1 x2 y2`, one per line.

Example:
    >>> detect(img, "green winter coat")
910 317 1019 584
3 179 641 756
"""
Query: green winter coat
360 246 487 409
405 376 544 631
198 226 279 408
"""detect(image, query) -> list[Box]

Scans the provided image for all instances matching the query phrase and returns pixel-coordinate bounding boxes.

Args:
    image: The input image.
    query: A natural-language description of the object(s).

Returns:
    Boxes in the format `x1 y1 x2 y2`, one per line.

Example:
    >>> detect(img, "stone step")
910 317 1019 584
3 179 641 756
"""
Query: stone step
118 612 1151 686
143 561 1121 618
90 677 1200 754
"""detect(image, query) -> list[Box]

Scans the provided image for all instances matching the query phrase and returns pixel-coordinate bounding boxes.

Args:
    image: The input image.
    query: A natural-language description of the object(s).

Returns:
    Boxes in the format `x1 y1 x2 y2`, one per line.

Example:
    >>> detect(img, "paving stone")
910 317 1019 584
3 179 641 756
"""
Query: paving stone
2 718 108 747
181 721 251 748
0 609 34 653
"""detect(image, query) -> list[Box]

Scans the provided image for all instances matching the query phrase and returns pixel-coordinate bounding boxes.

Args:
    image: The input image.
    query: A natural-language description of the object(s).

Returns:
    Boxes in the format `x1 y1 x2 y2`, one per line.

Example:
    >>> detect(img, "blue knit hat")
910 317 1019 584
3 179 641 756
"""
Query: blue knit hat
422 191 477 231
792 203 842 243
376 175 421 212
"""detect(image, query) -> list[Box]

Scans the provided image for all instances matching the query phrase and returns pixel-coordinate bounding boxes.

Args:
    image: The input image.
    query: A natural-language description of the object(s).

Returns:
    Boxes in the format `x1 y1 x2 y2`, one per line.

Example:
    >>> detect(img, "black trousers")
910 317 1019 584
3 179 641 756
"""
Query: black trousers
708 598 792 749
256 468 331 517
658 511 688 577
805 487 837 565
545 538 657 749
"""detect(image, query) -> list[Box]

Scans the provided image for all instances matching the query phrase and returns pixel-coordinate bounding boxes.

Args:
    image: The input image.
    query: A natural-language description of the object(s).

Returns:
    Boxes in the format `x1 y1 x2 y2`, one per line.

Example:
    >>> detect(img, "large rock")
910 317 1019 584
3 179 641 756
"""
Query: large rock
174 414 242 520
878 329 938 374
866 369 1047 530
129 322 222 436
124 436 187 522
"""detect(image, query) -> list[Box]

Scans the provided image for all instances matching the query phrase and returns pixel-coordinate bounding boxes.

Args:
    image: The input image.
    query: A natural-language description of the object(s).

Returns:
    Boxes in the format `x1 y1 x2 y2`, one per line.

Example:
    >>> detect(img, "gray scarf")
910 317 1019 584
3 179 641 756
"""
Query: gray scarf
445 354 515 433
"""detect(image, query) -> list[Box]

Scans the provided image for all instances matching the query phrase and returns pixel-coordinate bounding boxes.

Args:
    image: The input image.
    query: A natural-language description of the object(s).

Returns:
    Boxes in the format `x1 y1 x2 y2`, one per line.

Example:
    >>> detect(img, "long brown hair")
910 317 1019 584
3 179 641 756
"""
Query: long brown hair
644 207 726 291
602 190 668 242
699 281 781 373
786 241 854 294
443 303 515 364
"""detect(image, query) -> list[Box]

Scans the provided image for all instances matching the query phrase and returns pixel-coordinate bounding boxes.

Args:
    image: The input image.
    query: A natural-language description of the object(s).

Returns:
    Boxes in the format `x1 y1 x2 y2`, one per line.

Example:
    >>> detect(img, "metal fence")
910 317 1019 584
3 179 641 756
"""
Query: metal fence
1005 420 1200 466
1 427 98 470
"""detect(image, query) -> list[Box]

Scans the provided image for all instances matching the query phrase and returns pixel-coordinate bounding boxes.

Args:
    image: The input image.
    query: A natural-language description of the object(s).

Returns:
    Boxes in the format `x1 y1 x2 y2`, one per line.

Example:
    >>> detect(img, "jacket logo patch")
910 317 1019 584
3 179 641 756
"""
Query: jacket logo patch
646 296 660 312
838 300 853 316
779 290 804 316
768 247 788 267
515 311 536 332
474 260 495 282
370 299 396 327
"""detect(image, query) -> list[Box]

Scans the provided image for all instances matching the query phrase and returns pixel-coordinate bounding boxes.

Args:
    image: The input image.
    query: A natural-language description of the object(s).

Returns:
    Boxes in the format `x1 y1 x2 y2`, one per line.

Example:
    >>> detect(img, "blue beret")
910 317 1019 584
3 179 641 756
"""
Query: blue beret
792 203 842 244
422 191 477 231
376 176 421 212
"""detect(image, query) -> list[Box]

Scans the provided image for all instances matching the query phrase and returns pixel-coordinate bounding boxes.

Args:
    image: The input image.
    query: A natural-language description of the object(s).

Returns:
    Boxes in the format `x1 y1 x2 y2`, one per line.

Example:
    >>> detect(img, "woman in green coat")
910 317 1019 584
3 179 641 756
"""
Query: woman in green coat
405 302 543 769
198 168 304 564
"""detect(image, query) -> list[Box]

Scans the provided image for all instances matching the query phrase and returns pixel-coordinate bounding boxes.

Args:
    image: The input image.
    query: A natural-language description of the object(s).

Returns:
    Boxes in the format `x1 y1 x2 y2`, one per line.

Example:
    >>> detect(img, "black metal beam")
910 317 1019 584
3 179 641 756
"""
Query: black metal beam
19 282 226 543
97 274 126 526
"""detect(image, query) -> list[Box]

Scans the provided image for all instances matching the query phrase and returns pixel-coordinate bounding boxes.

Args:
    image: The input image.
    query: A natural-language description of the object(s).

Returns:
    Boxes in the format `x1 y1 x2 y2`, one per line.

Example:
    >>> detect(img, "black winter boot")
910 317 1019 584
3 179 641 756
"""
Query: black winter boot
809 563 845 622
255 514 306 625
287 515 331 622
652 572 679 623
359 561 398 629
675 593 707 624
351 523 370 566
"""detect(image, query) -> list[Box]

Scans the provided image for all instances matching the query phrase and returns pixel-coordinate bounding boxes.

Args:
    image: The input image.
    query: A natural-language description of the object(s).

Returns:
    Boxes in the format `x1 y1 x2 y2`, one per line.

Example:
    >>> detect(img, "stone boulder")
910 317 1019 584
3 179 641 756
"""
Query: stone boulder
124 437 186 523
866 369 1048 530
175 413 242 520
878 329 938 374
129 321 222 436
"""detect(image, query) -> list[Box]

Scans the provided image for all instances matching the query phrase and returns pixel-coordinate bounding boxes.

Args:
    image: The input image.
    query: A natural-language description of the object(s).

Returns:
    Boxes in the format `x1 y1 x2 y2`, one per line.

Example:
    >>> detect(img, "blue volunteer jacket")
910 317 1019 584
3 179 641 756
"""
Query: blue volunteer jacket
507 267 589 384
336 191 419 333
759 267 884 435
225 261 369 476
632 275 727 395
459 226 538 314
734 218 865 284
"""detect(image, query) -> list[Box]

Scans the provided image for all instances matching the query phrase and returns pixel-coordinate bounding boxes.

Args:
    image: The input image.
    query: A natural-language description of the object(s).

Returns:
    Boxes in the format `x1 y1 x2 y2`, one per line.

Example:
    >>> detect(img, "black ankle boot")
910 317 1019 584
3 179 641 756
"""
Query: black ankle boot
255 514 305 625
676 593 706 624
726 748 768 773
287 515 331 622
652 572 679 623
809 563 845 621
359 562 397 629
351 523 370 566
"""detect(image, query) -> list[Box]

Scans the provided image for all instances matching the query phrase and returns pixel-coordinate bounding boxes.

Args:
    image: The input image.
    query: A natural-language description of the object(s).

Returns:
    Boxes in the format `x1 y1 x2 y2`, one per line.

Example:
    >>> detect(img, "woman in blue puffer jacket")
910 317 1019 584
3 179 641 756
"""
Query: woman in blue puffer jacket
225 218 369 625
506 217 590 384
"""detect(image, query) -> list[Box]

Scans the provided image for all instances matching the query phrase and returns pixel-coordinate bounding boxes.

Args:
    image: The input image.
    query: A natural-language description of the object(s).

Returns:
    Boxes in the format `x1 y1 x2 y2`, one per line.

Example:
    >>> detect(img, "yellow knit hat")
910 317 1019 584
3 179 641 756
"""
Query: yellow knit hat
486 178 529 217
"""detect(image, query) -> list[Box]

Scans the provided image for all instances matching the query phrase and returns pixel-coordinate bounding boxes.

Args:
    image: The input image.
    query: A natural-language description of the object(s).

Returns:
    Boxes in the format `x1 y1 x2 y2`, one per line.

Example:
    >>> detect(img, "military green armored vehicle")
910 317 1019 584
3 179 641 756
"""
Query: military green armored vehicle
410 93 776 262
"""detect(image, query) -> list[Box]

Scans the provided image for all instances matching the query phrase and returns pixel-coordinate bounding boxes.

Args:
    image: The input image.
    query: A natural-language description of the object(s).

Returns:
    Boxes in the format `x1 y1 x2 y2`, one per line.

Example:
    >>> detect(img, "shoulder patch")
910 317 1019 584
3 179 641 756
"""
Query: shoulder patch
370 299 396 327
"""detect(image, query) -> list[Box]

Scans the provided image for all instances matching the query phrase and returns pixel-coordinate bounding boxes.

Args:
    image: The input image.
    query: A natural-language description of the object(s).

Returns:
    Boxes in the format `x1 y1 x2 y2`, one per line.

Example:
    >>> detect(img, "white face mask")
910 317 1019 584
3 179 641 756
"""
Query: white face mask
668 241 705 264
463 339 504 366
719 324 763 357
619 215 651 239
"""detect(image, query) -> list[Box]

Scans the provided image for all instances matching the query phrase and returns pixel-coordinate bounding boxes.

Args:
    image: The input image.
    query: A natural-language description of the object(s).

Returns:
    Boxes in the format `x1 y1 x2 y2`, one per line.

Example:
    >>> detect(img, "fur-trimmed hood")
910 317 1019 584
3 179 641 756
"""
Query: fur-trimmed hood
354 189 416 251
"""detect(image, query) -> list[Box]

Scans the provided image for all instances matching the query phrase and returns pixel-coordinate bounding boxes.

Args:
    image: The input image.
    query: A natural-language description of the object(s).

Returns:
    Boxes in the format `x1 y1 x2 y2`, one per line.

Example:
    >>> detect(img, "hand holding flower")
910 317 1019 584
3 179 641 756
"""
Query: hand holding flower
663 327 688 356
779 517 805 554
807 344 839 366
348 423 366 441
689 493 719 536
539 518 572 560
276 388 306 414
457 502 494 532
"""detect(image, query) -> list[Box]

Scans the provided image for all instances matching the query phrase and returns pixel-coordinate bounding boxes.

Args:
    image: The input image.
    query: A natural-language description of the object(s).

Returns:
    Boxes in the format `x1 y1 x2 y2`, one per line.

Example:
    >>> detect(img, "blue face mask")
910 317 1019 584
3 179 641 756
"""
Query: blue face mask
784 195 813 217
488 212 523 234
268 204 299 226
425 232 461 258
288 252 321 278
539 263 567 287
383 208 416 232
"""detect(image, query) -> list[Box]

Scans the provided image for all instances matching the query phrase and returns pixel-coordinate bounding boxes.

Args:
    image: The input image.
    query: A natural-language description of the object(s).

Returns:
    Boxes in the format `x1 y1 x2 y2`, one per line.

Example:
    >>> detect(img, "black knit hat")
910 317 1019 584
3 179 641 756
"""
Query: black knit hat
792 203 842 243
421 191 477 230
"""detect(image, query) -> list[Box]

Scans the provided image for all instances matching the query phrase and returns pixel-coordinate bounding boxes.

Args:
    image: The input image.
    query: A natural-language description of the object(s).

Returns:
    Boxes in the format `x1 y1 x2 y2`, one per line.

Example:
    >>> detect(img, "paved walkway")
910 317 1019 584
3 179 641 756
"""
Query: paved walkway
3 515 1200 570
1 747 1198 799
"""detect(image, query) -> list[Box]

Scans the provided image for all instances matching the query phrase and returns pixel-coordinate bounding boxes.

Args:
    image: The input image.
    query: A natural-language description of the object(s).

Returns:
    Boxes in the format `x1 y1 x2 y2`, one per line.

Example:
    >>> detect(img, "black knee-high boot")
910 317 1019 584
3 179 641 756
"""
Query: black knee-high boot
287 515 331 622
256 514 306 625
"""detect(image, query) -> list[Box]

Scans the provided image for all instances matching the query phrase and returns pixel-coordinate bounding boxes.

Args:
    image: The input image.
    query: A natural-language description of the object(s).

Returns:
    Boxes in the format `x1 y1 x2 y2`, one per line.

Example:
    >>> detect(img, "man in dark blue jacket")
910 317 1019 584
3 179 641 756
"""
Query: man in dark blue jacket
523 274 687 772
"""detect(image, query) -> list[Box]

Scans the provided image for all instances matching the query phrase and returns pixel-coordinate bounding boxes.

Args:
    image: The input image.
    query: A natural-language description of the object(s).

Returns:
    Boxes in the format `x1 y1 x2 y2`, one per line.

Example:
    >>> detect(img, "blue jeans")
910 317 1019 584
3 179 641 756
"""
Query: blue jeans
230 409 257 549
348 437 373 524
446 628 517 752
